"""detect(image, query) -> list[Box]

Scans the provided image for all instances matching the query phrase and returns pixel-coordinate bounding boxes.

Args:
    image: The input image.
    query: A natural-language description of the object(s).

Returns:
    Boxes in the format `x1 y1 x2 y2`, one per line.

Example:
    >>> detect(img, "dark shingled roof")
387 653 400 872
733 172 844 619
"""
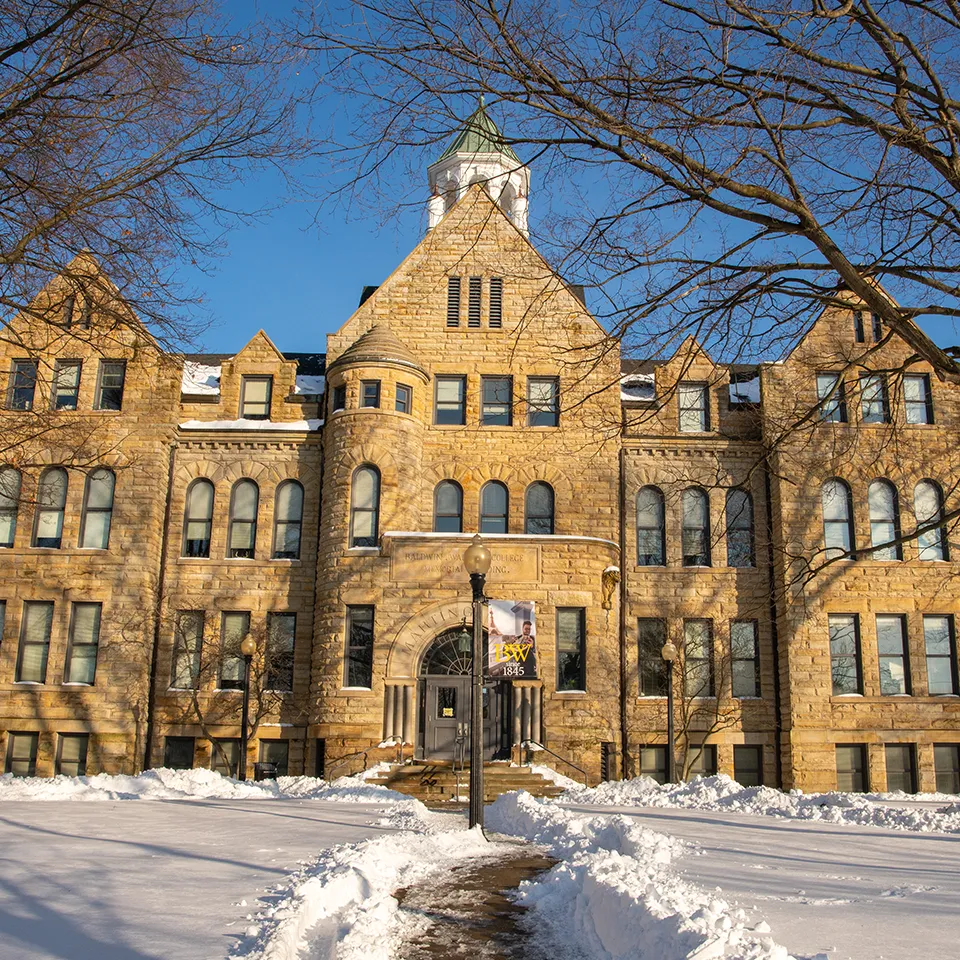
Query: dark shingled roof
183 351 326 374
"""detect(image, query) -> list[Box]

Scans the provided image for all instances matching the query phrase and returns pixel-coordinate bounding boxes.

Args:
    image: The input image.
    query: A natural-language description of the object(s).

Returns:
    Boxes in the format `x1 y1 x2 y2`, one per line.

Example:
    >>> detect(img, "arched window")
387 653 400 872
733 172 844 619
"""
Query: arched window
868 480 901 560
228 479 259 559
480 481 508 534
681 488 710 566
915 480 948 562
182 479 214 557
821 479 854 560
33 468 68 548
350 465 380 547
79 468 115 549
524 482 554 535
273 481 304 559
434 481 463 533
0 466 21 548
725 489 754 567
636 486 665 566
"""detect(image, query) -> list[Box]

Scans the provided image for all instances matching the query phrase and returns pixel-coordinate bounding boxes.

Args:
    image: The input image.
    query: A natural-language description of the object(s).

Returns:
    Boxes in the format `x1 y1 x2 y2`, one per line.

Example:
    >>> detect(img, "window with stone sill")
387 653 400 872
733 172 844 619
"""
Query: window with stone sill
16 601 54 684
56 733 88 777
52 360 81 410
227 479 258 559
240 376 272 420
64 602 101 685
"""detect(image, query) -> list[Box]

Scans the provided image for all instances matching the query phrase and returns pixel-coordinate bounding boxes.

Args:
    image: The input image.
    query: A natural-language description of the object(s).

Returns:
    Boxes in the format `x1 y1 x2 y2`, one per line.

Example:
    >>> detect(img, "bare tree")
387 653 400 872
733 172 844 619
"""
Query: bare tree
306 0 960 377
1 0 307 353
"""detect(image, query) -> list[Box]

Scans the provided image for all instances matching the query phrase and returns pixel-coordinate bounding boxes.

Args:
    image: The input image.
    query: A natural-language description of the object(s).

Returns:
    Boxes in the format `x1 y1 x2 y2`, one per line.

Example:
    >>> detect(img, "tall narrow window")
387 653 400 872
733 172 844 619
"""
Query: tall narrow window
182 479 214 557
0 601 5 641
489 277 503 328
821 479 854 559
557 608 586 692
868 480 901 560
52 361 81 410
273 481 303 559
725 489 754 567
468 276 482 327
915 480 947 561
5 732 39 777
853 310 865 343
871 312 883 342
171 611 203 689
79 468 115 549
95 361 125 411
816 373 847 422
9 360 37 410
433 481 463 533
219 611 250 690
240 376 272 419
0 466 20 548
345 605 374 688
830 614 862 695
731 621 760 697
332 384 347 412
681 488 710 566
396 383 412 414
65 602 101 684
524 482 554 535
350 465 380 547
638 618 668 696
527 377 559 427
924 615 958 696
62 294 76 328
481 377 512 425
904 375 933 424
734 746 763 787
860 374 889 424
678 383 708 432
360 380 381 408
435 376 466 425
446 277 461 327
885 744 916 793
836 744 868 792
934 745 960 794
480 481 508 534
684 619 713 697
33 468 67 548
266 613 296 691
56 734 89 777
876 615 910 696
16 601 54 683
227 480 258 559
636 487 665 566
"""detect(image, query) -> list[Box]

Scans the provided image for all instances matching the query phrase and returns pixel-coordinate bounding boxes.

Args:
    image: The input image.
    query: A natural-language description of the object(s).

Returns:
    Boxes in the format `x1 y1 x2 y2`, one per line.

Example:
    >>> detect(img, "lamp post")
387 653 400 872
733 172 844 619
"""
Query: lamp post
661 640 678 783
239 633 256 781
463 534 491 830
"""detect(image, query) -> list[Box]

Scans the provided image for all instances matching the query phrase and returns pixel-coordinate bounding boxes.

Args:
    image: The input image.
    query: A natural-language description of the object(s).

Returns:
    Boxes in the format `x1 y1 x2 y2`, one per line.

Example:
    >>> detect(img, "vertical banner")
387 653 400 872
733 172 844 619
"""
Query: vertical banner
487 600 538 679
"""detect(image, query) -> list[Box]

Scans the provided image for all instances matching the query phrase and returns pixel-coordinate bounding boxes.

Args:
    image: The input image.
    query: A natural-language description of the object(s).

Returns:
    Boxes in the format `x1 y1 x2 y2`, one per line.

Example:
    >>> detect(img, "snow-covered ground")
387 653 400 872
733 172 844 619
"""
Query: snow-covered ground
1 769 958 960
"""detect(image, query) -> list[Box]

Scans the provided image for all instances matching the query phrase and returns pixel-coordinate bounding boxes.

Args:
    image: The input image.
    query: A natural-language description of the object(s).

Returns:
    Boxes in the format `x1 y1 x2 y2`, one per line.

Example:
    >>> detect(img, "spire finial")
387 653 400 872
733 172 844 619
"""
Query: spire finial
479 93 485 108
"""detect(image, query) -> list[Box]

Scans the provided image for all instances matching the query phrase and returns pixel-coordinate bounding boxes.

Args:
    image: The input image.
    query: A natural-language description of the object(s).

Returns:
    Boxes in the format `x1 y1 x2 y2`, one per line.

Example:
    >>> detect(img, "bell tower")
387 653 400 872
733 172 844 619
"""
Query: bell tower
427 98 530 235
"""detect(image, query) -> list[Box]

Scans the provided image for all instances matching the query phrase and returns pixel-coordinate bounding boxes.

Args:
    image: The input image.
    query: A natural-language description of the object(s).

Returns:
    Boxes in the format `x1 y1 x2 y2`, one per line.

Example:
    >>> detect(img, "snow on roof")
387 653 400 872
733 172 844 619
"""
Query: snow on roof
179 418 323 432
295 374 326 396
729 374 761 404
620 372 655 402
181 361 221 396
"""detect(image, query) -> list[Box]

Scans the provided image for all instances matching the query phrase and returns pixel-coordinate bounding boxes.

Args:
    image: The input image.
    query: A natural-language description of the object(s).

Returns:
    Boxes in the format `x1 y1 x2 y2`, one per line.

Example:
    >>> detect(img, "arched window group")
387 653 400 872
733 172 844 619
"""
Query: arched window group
430 479 556 535
34 468 69 548
182 478 305 559
636 487 665 566
681 488 710 566
821 477 948 562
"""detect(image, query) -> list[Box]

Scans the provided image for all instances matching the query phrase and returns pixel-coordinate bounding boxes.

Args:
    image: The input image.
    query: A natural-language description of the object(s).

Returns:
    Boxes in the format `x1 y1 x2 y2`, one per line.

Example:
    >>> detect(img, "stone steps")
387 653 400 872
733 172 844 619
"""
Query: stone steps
367 762 565 804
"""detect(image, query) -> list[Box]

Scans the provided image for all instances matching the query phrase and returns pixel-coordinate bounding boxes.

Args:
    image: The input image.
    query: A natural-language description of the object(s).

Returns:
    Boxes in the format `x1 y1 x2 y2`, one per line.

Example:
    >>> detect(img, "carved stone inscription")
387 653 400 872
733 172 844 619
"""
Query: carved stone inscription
391 542 540 584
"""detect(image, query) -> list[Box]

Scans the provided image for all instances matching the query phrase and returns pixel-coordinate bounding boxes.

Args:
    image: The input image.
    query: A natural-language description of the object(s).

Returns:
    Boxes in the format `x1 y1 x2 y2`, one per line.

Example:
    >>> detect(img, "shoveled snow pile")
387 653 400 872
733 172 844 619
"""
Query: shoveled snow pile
560 774 960 833
488 791 794 960
0 767 409 803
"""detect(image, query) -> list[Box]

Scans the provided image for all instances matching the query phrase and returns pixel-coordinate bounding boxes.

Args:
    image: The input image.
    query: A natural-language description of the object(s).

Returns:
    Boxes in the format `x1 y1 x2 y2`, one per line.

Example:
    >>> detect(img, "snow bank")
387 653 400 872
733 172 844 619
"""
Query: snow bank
560 774 960 834
488 791 793 959
0 767 410 803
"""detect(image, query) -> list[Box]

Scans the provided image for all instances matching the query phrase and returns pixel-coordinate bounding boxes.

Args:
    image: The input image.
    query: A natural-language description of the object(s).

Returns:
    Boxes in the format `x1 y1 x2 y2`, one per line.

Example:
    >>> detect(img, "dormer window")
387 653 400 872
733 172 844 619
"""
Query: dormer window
240 376 272 420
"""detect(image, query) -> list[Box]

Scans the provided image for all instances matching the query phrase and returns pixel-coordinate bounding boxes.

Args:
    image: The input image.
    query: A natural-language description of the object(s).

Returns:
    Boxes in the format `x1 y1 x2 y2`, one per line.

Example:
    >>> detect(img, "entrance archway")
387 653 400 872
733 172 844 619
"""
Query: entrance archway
418 627 503 761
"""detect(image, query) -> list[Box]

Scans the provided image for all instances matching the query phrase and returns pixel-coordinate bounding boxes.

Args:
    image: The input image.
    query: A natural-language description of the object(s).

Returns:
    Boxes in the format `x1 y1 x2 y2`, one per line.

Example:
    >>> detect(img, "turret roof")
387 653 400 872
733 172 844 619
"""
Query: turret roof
438 99 521 163
328 324 425 374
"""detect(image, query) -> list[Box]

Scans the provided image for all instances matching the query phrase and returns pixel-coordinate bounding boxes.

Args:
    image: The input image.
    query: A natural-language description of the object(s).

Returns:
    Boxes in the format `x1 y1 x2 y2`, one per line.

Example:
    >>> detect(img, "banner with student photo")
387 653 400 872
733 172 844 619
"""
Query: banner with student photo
487 600 538 679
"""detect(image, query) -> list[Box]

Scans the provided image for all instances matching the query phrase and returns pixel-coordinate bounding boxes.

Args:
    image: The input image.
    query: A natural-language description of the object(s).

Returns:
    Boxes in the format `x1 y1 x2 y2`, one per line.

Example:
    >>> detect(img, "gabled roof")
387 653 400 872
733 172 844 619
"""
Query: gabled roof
438 99 521 163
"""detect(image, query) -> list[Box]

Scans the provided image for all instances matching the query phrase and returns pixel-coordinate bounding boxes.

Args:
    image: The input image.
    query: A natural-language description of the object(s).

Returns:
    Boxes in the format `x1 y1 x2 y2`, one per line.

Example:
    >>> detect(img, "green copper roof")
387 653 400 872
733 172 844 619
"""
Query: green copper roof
438 100 521 163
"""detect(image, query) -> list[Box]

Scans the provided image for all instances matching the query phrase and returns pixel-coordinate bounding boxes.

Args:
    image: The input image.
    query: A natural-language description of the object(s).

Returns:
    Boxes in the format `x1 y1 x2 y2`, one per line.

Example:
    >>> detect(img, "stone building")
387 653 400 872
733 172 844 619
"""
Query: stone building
1 106 958 794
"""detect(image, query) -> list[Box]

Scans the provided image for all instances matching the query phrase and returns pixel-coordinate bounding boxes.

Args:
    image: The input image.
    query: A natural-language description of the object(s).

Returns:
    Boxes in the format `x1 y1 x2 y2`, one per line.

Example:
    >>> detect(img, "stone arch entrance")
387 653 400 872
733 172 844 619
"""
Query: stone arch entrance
418 627 504 761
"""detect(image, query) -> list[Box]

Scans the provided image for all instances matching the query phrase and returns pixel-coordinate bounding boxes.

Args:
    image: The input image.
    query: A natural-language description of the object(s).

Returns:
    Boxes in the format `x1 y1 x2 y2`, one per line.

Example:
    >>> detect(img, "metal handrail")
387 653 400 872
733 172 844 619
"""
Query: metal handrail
521 739 589 785
324 748 369 780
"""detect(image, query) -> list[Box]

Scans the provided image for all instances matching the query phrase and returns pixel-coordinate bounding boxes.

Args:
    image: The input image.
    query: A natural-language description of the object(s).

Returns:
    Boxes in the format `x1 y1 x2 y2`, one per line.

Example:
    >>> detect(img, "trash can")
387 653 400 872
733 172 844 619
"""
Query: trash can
253 762 278 781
